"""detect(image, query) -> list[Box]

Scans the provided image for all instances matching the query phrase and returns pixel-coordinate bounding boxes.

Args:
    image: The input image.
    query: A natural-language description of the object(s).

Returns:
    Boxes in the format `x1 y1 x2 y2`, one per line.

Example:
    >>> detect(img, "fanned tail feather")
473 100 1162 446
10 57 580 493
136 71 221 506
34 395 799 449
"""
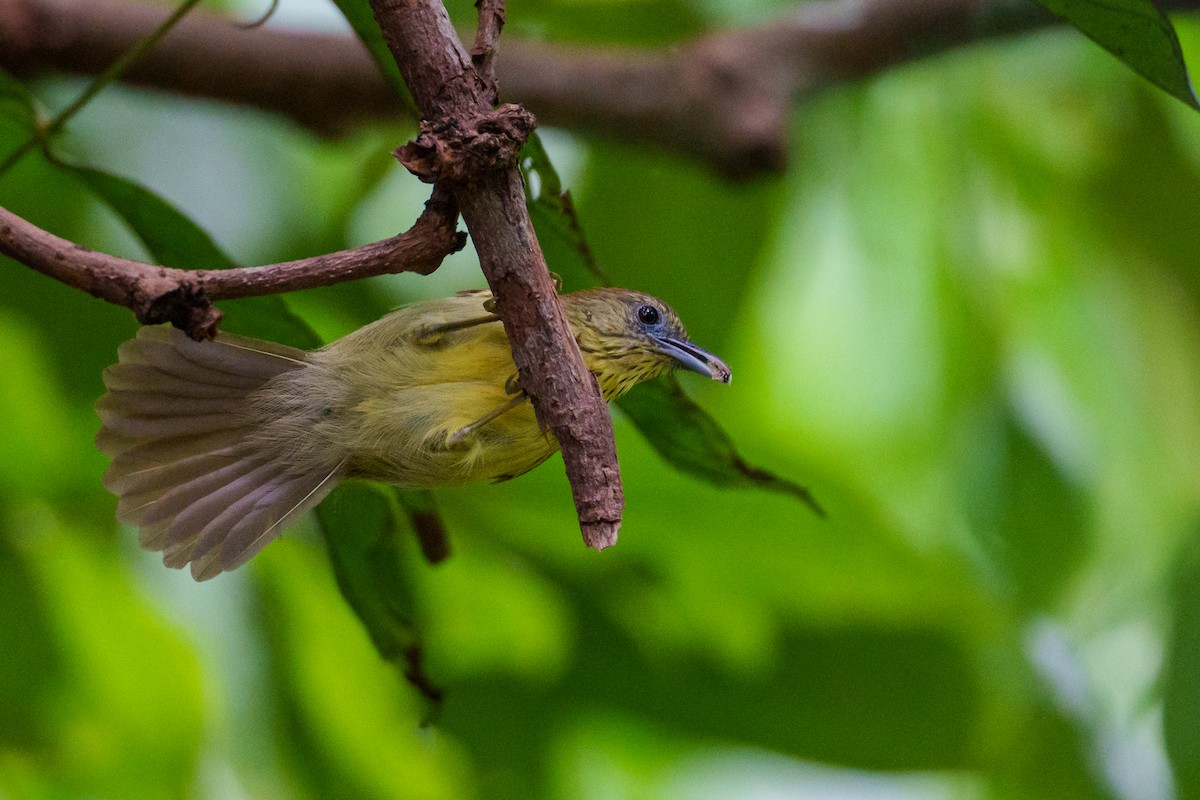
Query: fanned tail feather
96 326 342 580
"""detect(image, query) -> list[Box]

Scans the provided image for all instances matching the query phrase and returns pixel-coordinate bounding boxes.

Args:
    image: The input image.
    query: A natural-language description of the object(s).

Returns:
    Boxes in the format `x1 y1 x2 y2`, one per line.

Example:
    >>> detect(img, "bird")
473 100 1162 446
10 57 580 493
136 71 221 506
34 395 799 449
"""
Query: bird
95 288 731 581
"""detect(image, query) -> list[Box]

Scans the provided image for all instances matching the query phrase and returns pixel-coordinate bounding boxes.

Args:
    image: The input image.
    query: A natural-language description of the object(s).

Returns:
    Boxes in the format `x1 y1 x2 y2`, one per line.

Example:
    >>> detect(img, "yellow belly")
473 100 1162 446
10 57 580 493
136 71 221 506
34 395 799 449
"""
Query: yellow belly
342 381 556 486
308 294 560 487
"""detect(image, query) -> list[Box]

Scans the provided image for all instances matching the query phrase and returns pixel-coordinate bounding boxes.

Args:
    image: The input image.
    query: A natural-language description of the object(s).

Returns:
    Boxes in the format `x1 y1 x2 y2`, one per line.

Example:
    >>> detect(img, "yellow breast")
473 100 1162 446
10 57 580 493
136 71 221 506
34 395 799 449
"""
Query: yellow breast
309 295 559 487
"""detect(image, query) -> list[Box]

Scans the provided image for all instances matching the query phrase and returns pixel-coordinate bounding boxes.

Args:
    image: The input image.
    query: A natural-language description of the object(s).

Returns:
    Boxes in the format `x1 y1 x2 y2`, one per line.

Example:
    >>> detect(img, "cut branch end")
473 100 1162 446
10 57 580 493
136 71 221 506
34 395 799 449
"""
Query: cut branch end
582 519 620 550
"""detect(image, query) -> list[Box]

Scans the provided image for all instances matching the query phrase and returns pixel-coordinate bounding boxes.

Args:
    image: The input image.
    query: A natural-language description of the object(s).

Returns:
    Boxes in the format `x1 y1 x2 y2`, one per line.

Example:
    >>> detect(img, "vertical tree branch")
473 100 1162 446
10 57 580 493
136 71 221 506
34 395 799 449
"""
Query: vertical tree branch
470 0 505 103
370 0 624 549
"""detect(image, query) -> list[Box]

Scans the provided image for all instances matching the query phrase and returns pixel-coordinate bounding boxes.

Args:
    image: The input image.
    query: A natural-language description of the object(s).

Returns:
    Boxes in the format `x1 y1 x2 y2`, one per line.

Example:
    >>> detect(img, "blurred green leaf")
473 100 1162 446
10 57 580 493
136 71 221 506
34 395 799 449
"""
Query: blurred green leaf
220 295 323 349
0 152 131 406
1164 532 1200 799
215 295 324 350
998 430 1088 612
253 540 466 800
618 375 823 515
0 0 205 178
597 624 978 770
998 692 1116 800
442 588 984 799
1036 0 1200 110
316 483 419 662
1 506 203 800
0 318 80 496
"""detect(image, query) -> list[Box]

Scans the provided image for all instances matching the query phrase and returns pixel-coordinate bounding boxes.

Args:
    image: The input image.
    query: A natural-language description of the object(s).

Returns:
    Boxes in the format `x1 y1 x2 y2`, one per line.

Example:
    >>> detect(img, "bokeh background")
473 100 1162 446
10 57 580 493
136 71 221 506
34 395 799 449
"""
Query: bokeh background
4 0 1200 798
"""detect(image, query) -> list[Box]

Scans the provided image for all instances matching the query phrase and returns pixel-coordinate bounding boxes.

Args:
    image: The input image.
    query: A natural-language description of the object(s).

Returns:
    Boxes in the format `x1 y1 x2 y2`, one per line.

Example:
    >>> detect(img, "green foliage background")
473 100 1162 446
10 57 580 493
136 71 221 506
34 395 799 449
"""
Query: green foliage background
4 0 1200 798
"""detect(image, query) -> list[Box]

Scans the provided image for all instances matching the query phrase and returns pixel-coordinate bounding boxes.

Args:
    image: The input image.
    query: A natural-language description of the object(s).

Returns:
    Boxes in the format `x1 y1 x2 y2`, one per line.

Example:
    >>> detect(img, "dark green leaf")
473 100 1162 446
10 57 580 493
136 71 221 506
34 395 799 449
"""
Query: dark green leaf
0 69 38 137
442 588 983 798
576 141 781 349
316 483 416 658
493 0 706 45
61 162 321 348
1164 531 1200 799
393 488 451 564
214 296 324 350
0 69 41 177
0 529 63 747
1086 89 1200 307
66 164 235 270
1036 0 1200 110
327 0 416 113
0 151 132 404
522 134 609 291
316 483 440 704
961 409 1091 611
617 375 823 515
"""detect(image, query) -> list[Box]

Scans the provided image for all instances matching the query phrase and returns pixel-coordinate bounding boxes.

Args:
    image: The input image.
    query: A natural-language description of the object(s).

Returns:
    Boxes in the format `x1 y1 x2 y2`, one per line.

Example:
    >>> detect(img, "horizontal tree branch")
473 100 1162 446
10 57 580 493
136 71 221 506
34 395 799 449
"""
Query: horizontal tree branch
9 0 1192 177
0 189 465 338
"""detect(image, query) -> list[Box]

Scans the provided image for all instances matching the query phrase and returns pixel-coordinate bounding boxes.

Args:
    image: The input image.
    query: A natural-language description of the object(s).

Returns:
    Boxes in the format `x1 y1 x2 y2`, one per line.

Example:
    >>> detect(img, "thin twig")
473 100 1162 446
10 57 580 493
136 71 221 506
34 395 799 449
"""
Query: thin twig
235 0 279 30
0 0 204 178
0 189 465 338
470 0 505 104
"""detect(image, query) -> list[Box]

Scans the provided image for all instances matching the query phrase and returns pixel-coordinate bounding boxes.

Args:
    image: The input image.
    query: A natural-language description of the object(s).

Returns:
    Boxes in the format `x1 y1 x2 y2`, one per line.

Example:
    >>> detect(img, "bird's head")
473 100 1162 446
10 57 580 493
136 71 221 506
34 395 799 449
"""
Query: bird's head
562 289 731 401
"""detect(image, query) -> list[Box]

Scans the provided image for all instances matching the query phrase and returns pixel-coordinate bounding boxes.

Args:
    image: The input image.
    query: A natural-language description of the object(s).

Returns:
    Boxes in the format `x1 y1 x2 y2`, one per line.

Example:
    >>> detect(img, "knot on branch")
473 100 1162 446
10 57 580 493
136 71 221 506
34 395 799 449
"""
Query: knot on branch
393 104 536 186
412 186 468 269
137 275 223 340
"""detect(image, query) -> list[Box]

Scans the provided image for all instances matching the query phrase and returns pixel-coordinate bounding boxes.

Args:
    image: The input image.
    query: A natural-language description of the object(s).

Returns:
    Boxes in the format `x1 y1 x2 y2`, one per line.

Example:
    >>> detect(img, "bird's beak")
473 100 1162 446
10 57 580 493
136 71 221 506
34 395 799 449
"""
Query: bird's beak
652 336 732 384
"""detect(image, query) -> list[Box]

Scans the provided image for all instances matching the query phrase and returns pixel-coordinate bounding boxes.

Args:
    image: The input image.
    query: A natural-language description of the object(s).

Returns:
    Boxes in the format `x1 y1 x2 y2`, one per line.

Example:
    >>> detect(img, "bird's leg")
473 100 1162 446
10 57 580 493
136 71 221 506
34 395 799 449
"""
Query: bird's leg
445 372 526 446
413 314 500 345
446 392 527 445
414 279 558 346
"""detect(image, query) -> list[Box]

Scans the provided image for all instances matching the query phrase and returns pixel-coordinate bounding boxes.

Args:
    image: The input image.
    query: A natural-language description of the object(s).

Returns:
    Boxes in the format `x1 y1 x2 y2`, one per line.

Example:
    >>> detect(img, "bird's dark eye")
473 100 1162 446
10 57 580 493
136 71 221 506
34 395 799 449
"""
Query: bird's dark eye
636 304 661 326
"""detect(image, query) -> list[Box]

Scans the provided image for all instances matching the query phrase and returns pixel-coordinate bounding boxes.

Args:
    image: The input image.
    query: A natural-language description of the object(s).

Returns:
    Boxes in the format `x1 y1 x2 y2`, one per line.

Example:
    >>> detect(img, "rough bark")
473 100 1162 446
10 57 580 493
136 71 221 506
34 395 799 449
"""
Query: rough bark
368 0 623 548
0 0 1150 178
0 190 463 338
